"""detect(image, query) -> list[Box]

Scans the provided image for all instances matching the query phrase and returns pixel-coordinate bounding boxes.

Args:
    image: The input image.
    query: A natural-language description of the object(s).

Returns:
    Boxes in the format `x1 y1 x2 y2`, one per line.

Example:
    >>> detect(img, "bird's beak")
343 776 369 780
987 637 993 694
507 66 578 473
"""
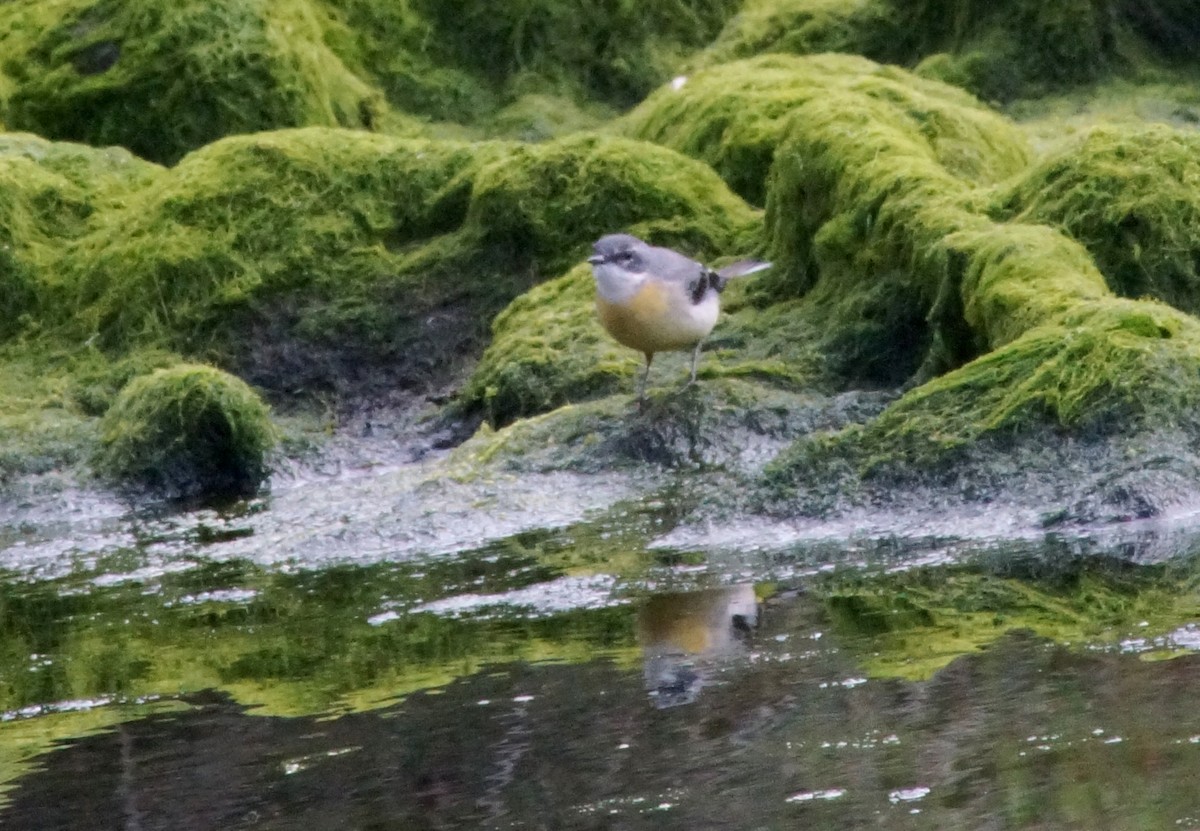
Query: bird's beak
587 255 605 265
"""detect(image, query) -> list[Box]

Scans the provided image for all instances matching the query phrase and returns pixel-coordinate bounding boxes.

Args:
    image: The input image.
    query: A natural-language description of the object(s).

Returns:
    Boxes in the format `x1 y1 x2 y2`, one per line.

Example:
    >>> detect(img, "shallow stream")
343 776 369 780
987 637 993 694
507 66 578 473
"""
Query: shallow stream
4 448 1200 830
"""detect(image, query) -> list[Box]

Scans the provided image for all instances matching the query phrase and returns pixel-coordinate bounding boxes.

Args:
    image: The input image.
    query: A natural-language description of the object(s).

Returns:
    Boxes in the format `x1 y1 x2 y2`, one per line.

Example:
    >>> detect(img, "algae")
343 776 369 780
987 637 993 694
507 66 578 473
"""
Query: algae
0 0 381 165
619 53 1031 206
695 0 1200 106
92 363 276 499
993 125 1200 316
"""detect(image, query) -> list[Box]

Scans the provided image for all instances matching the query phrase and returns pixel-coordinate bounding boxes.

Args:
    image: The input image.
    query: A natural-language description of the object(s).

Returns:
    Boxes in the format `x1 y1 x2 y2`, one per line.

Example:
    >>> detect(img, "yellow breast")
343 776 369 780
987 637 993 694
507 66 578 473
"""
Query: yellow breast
596 279 716 355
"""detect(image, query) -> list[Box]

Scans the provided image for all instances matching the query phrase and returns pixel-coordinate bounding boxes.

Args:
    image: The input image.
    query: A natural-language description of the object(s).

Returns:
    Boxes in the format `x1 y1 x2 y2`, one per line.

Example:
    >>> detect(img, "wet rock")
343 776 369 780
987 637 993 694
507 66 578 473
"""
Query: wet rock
92 364 276 500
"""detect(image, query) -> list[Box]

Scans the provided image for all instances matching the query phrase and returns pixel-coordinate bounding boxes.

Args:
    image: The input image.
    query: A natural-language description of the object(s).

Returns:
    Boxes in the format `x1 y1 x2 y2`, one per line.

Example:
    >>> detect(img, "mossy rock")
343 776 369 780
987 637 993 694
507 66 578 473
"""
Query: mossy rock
992 125 1200 316
693 0 900 69
403 0 739 109
454 377 883 476
0 132 160 341
30 128 764 398
743 59 1200 517
762 298 1200 519
459 264 636 427
619 54 1031 206
93 364 276 498
0 0 381 164
692 0 1196 105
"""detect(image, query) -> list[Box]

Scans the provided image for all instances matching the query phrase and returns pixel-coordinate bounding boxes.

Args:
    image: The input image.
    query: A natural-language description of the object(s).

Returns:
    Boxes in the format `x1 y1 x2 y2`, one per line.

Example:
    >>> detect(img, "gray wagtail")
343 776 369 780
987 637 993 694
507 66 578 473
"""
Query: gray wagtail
587 234 771 401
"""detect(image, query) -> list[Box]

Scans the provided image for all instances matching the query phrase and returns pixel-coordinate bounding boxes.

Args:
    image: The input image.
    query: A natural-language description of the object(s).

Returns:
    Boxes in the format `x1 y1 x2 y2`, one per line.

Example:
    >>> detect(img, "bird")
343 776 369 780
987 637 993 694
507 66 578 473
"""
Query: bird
587 234 771 402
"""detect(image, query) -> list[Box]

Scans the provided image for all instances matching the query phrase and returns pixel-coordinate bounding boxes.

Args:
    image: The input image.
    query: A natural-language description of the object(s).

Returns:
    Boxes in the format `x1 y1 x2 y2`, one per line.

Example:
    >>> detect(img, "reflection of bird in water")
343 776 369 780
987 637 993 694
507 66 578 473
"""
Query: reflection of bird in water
636 585 759 708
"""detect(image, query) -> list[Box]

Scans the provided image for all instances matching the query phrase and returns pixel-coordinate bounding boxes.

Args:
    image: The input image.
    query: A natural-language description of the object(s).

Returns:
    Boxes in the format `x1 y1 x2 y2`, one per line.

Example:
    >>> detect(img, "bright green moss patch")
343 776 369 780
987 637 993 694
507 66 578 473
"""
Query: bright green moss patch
695 0 897 69
992 125 1200 315
460 265 638 426
0 133 160 341
620 54 1031 206
92 364 276 498
765 298 1200 501
0 0 381 164
694 0 1197 106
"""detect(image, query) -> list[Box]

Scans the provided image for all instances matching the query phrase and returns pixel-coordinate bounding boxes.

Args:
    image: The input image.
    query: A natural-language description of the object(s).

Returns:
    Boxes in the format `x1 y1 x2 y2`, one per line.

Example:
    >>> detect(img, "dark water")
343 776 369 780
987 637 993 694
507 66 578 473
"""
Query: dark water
4 481 1200 829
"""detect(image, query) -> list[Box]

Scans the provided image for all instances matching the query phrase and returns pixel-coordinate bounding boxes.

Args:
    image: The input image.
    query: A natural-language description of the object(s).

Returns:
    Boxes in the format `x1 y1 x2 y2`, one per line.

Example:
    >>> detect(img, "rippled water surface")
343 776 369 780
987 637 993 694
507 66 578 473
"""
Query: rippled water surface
4 459 1200 830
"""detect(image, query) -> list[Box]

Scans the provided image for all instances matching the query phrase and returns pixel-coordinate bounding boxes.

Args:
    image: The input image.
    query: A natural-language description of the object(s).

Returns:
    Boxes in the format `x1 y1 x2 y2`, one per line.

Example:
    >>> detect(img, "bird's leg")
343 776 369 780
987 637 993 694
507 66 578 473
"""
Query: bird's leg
688 340 704 385
637 352 654 403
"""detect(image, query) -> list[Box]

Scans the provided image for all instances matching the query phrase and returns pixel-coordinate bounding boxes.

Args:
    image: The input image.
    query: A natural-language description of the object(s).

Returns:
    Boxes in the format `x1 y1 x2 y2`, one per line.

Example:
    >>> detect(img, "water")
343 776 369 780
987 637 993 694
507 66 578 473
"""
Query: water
4 459 1200 829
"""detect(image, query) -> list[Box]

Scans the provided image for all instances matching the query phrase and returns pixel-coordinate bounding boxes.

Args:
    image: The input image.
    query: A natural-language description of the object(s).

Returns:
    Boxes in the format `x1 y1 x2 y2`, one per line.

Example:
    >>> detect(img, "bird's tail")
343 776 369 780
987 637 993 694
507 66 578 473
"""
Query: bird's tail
710 260 772 292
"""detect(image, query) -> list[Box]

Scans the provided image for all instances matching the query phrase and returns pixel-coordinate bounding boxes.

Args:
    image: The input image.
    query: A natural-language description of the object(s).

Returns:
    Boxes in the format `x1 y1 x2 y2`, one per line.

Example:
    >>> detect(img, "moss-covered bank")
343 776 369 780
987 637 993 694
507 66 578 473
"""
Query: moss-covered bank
463 54 1200 523
0 0 382 165
695 0 1200 105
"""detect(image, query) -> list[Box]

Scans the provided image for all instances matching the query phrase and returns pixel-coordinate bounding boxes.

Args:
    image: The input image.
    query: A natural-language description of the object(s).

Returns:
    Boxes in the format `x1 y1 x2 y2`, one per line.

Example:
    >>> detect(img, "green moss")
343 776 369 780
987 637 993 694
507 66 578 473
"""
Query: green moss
766 298 1200 501
92 363 276 498
454 377 851 475
1 128 762 403
0 0 381 164
460 265 638 426
992 125 1200 315
483 93 611 142
695 0 899 68
619 54 1031 206
465 133 764 277
406 0 738 109
0 132 160 342
738 59 1200 502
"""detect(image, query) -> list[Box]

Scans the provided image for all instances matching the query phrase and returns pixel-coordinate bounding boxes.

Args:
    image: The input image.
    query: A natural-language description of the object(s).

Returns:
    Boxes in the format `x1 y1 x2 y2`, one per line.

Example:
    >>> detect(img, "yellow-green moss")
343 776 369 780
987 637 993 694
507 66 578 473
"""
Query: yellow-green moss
92 363 276 498
619 54 1031 206
0 0 381 164
992 125 1200 315
1 128 764 404
0 133 160 341
742 58 1200 498
459 265 638 426
694 0 899 69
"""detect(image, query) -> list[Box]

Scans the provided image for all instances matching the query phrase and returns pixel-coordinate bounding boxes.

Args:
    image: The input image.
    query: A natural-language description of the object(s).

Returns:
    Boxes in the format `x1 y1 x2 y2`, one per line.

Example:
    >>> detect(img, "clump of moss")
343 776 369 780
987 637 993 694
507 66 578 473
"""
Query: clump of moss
692 0 1196 106
31 129 762 400
93 363 276 499
752 58 1046 382
465 133 764 277
459 265 638 426
457 136 765 425
694 0 899 69
736 57 1200 509
619 54 1031 206
0 0 381 164
405 0 738 109
992 125 1200 316
0 133 160 341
